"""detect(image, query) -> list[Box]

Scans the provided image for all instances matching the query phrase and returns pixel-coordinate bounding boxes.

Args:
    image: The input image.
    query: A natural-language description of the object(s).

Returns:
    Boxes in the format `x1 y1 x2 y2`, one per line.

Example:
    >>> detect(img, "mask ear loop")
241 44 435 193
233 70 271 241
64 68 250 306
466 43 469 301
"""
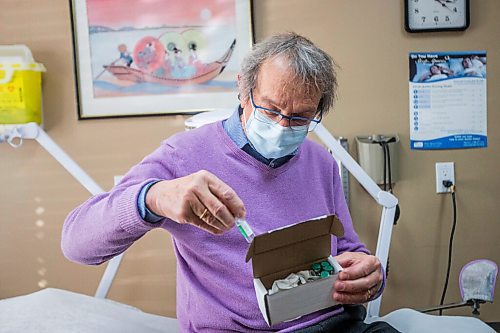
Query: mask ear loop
242 105 249 130
242 93 257 132
7 127 23 148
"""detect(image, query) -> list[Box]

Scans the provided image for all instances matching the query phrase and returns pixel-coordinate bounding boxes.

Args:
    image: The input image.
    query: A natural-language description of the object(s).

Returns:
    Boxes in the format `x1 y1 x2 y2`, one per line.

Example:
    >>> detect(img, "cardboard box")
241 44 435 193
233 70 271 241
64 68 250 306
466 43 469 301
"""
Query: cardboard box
245 215 344 326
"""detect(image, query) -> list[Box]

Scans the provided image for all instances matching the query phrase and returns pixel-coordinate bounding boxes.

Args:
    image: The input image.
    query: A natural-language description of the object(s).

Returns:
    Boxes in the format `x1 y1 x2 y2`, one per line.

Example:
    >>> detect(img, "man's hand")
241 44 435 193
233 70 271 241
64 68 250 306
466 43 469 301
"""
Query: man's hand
333 252 383 304
146 170 246 235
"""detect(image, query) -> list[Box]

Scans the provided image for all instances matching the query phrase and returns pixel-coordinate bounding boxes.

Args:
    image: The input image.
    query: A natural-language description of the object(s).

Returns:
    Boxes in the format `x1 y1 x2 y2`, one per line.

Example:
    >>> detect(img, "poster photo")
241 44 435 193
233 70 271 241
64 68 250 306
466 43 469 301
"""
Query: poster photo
409 51 487 150
71 0 253 118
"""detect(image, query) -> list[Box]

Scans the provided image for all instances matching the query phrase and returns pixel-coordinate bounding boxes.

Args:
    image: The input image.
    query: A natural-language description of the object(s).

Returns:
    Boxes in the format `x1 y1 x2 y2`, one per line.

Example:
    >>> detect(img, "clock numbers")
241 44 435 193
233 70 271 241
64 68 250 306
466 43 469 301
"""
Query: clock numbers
406 0 469 32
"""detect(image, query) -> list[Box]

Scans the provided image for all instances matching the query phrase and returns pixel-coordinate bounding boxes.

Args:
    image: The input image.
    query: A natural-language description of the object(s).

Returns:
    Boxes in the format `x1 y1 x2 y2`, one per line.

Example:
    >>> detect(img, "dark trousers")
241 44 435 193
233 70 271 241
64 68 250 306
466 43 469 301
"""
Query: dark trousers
293 306 400 333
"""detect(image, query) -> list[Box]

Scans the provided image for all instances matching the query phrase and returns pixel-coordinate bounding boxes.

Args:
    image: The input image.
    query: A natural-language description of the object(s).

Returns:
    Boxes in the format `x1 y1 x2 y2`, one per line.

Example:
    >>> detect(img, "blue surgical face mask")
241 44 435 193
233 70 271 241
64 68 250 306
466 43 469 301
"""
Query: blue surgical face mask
244 107 308 159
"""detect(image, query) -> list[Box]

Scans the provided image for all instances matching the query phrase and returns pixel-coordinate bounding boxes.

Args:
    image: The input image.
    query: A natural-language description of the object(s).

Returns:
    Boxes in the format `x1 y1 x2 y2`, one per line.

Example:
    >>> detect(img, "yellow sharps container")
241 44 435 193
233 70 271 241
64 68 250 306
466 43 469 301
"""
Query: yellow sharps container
0 45 46 125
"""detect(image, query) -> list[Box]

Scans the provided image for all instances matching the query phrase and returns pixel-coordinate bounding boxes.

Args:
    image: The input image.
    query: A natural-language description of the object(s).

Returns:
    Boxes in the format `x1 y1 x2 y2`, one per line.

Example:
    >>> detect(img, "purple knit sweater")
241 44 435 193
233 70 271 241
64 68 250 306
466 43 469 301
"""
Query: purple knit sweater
62 122 372 332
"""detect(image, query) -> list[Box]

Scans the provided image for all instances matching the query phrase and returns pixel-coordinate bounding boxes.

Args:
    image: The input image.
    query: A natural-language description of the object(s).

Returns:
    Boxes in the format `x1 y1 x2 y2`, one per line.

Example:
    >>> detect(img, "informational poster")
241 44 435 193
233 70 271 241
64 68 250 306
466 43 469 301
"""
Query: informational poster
409 51 487 150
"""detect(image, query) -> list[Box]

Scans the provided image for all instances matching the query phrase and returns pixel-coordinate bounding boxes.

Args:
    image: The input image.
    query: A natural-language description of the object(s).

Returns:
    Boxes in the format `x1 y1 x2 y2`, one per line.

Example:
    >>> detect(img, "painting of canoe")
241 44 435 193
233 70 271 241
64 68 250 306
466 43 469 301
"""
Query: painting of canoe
103 39 235 86
72 0 253 117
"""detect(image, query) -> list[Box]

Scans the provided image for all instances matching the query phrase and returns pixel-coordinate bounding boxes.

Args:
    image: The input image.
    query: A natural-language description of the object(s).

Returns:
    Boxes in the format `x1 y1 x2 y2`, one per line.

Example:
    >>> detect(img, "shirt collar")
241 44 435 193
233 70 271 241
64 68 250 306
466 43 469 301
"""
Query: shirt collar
222 105 249 149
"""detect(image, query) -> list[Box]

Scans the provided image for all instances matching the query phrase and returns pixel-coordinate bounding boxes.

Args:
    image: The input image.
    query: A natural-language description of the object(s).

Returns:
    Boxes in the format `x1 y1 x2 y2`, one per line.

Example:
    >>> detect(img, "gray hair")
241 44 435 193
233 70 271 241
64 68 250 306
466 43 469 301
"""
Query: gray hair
239 32 338 116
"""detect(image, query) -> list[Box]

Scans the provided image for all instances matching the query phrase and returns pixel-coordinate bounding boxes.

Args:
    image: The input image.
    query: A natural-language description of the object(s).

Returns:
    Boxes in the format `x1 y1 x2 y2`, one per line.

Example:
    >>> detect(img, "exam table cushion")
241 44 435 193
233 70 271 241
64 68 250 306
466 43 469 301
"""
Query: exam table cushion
0 288 179 333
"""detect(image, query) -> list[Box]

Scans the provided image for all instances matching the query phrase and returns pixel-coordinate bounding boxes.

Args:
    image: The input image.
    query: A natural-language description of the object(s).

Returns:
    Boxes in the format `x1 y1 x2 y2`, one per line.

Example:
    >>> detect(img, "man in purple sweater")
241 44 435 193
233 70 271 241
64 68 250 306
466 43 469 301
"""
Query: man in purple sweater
62 32 398 332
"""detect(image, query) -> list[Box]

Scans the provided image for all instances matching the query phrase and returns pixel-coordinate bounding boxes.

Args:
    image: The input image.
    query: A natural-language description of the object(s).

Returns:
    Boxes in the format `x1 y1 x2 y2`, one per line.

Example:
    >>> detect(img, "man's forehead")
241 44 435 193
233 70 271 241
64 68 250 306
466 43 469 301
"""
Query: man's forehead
256 57 320 101
257 57 295 82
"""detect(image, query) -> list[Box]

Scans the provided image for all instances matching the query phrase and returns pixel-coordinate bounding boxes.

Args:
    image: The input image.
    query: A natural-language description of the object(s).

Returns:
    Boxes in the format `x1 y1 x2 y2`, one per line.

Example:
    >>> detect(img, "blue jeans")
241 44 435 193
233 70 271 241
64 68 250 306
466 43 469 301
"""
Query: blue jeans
293 306 400 333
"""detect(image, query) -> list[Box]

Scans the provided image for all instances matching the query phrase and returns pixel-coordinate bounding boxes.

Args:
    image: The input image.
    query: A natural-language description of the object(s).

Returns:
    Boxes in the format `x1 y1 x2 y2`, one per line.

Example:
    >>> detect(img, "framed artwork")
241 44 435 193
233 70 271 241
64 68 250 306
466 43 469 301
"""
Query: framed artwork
70 0 253 119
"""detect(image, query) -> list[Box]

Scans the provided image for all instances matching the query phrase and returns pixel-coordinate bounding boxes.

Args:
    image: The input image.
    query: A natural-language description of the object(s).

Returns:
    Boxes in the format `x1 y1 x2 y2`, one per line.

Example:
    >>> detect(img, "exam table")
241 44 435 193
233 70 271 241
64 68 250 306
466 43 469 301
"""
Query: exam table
0 288 178 333
0 120 495 333
0 289 494 333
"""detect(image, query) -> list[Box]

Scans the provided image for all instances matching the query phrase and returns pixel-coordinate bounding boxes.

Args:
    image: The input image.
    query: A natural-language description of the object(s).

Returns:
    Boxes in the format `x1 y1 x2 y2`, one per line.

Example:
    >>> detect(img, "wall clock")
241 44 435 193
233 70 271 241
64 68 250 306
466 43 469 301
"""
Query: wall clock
405 0 470 32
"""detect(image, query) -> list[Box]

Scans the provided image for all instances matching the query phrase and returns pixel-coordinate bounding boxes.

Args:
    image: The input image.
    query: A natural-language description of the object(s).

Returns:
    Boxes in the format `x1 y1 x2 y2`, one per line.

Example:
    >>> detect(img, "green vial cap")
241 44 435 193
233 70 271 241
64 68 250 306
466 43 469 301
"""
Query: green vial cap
320 271 330 279
312 263 321 271
324 265 333 272
321 261 329 267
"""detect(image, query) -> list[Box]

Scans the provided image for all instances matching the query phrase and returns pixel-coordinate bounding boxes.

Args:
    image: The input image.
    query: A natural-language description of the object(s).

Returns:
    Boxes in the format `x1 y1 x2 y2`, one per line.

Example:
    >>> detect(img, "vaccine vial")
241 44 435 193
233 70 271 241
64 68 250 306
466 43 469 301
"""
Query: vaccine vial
235 218 255 243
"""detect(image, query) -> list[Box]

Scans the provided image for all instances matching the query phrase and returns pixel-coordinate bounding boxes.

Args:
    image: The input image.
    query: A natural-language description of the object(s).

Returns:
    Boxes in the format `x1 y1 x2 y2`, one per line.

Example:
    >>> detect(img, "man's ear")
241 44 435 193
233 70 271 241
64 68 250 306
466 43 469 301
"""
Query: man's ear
236 73 250 109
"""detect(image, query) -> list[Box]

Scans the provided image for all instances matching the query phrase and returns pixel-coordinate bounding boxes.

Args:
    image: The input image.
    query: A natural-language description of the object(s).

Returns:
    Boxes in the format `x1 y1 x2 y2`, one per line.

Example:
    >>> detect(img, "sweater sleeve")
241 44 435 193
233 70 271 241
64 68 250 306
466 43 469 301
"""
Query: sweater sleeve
61 141 177 265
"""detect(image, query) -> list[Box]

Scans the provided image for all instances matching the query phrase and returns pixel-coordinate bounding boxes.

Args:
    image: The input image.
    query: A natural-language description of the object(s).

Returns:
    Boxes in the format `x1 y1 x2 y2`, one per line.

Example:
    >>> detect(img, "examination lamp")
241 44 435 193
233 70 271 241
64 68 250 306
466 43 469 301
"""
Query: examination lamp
313 124 398 319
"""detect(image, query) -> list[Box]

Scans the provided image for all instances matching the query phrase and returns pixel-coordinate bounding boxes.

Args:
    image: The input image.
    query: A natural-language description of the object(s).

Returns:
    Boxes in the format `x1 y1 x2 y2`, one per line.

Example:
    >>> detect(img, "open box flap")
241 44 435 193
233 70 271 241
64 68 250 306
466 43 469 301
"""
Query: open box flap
245 215 344 279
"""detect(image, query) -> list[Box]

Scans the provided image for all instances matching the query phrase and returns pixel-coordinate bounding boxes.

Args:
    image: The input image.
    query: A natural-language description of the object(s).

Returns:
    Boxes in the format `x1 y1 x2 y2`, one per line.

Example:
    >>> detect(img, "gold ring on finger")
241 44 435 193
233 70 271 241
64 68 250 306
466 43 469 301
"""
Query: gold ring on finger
200 208 209 220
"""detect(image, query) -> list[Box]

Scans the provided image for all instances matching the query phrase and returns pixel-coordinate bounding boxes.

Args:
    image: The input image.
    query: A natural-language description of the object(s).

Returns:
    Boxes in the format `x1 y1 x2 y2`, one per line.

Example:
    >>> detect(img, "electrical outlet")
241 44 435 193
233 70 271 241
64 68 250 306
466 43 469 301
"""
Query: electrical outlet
436 162 455 193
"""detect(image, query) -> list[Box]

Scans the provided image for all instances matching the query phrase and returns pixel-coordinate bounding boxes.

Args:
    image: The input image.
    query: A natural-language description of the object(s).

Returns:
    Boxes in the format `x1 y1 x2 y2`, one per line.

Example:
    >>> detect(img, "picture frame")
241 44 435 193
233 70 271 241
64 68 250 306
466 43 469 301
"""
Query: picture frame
70 0 254 119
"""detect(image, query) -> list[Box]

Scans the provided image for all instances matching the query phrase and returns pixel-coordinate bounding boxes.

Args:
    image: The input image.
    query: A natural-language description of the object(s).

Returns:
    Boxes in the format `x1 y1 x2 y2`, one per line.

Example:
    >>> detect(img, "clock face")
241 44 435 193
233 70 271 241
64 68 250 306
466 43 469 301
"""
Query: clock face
405 0 469 32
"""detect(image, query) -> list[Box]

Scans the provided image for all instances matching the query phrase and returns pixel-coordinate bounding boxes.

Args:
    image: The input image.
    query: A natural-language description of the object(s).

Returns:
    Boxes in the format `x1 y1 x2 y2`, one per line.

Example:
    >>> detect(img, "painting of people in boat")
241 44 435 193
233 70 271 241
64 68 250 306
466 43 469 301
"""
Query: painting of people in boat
72 0 253 118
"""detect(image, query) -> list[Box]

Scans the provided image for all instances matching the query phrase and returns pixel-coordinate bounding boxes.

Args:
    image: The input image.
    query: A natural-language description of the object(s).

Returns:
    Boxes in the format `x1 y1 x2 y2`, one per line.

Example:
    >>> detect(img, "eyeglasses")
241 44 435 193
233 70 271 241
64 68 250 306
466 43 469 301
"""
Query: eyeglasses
249 89 322 131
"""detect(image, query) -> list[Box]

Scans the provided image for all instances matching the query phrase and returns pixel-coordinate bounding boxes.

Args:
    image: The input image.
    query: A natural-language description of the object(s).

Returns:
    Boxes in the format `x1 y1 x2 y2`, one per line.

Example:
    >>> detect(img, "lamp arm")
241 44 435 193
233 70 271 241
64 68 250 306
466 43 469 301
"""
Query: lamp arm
420 300 479 314
314 124 399 319
1 123 104 196
2 123 121 299
314 124 397 208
